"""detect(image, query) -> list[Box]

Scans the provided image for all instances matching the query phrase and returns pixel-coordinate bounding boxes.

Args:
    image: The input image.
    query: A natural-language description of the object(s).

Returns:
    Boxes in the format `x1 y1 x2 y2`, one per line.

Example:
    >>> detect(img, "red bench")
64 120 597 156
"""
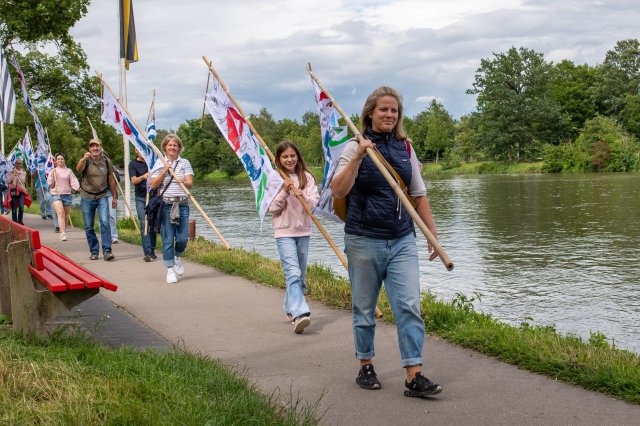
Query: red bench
0 216 117 335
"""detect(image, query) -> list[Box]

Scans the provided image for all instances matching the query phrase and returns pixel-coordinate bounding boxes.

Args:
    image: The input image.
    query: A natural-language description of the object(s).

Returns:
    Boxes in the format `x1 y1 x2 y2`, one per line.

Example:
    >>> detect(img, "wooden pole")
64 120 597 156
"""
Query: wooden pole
202 57 383 317
96 71 231 249
113 172 139 233
200 64 212 128
307 64 454 271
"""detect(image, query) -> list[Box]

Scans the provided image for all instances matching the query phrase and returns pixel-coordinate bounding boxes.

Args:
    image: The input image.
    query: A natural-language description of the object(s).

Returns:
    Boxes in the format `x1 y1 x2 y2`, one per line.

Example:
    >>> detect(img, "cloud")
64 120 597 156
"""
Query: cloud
70 0 640 130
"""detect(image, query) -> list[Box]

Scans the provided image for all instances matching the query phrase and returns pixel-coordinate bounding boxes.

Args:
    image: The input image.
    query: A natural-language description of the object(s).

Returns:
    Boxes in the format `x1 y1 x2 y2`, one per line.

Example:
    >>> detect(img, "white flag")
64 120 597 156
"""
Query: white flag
204 77 283 226
101 81 159 171
310 78 350 223
0 47 16 124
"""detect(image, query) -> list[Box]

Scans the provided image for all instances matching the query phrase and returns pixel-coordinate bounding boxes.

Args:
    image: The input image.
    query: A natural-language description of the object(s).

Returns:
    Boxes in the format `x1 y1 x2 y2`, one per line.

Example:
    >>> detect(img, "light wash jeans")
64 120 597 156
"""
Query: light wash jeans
160 203 189 267
135 195 157 256
36 186 52 218
276 236 311 319
107 193 118 240
80 196 112 255
344 232 424 367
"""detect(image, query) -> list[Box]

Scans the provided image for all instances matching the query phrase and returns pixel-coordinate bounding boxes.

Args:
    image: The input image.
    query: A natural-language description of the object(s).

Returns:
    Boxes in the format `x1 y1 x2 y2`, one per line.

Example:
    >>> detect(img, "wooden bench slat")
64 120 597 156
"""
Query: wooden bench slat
37 246 102 289
42 258 86 290
28 265 67 292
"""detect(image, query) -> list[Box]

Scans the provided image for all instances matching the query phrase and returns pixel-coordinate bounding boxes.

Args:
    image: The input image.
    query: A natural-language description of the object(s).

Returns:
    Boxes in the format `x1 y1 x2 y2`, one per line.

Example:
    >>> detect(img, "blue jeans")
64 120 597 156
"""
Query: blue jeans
10 190 24 224
160 203 189 267
81 196 112 255
345 233 424 367
36 186 52 218
276 236 311 318
135 195 157 256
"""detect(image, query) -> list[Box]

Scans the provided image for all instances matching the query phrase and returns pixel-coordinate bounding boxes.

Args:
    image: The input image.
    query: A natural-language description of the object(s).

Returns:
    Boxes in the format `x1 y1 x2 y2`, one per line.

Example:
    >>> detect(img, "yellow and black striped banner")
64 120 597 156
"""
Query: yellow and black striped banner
119 0 138 69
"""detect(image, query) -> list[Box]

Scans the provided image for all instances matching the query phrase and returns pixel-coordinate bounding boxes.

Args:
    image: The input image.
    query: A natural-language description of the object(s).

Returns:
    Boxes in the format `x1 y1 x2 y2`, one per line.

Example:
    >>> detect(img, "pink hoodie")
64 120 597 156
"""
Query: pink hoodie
47 167 80 195
268 171 319 238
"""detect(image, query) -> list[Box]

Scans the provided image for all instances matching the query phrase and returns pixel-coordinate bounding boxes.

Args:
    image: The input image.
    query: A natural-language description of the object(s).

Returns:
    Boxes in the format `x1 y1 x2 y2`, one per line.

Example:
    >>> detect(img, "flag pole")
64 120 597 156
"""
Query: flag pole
118 58 131 217
306 64 454 271
97 71 231 249
199 63 212 128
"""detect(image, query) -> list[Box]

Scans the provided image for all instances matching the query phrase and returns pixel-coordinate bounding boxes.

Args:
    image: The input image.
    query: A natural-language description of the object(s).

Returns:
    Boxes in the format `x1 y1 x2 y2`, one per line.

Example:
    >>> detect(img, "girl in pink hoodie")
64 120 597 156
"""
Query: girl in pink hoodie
268 141 319 334
48 153 80 241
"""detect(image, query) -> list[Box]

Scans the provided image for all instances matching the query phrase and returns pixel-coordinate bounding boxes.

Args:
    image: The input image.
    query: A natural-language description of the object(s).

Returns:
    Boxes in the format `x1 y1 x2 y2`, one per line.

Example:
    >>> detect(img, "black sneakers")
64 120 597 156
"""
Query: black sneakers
404 372 442 398
356 364 381 390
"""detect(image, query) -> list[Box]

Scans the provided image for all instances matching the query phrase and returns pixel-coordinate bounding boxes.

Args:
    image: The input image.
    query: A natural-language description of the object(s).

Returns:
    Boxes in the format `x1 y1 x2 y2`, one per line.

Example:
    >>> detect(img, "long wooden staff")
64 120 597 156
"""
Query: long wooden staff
113 171 139 233
96 71 231 249
199 64 212 128
307 64 454 271
202 56 383 317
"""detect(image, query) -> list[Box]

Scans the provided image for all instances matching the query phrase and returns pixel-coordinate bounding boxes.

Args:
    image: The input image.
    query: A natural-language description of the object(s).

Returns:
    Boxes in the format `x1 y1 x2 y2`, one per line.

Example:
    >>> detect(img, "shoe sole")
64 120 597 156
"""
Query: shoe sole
404 386 442 398
356 381 381 390
293 317 310 334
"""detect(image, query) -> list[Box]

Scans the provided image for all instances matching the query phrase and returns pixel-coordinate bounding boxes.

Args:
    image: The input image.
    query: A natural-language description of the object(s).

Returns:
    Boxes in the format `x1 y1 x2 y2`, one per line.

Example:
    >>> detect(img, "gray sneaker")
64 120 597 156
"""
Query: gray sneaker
104 251 115 261
293 316 310 334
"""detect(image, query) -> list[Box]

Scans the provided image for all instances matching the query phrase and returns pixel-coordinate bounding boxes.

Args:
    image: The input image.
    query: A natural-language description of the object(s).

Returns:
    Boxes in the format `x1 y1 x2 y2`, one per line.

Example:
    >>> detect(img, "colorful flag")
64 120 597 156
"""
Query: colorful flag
101 81 158 171
21 129 36 172
44 153 55 178
310 78 350 223
9 57 49 153
146 109 157 140
204 77 283 225
119 0 138 69
7 142 23 167
0 47 16 124
0 152 10 184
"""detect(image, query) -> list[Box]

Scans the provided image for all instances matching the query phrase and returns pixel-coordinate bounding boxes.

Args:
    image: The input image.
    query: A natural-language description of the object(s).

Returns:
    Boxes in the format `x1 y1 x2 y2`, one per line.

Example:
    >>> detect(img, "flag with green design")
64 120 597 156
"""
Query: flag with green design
310 78 350 223
204 77 283 226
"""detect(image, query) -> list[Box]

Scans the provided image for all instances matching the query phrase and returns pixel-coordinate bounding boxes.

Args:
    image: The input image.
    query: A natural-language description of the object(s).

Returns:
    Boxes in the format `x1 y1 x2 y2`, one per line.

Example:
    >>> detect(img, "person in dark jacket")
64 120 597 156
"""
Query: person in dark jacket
129 149 157 262
331 86 442 398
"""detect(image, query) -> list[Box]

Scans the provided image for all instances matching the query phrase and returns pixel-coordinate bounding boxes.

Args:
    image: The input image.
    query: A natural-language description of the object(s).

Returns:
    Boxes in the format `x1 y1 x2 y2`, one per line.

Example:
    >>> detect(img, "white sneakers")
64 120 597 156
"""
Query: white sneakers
173 256 184 276
166 257 184 283
293 316 311 334
59 233 67 241
166 268 178 284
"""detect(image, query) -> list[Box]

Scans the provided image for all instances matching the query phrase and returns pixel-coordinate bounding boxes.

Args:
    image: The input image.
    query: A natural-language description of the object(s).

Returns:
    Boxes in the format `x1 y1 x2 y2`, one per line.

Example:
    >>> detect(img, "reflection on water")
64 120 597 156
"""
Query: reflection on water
134 174 640 353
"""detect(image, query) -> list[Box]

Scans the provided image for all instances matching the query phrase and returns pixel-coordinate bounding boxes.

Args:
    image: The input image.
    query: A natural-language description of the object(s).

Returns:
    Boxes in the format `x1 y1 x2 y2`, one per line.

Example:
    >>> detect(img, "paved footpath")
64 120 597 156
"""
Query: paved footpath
24 214 639 425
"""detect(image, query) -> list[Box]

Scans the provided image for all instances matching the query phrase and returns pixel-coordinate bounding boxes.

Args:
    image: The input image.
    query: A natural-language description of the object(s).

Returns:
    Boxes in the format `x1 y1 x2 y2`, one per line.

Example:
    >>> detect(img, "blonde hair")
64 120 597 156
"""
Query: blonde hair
161 133 184 154
360 86 407 140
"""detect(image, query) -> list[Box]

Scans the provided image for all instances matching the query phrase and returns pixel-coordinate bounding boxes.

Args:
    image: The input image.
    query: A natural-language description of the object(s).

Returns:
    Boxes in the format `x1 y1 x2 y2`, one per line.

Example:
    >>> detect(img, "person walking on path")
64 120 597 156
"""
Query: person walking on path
150 134 193 284
268 141 319 334
32 165 53 220
331 86 442 398
48 153 80 242
129 149 157 262
4 158 30 225
76 138 117 261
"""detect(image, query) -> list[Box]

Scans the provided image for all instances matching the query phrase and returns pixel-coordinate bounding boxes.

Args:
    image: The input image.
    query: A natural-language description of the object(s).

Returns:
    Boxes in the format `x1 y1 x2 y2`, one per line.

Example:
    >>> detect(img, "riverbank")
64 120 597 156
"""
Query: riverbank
110 217 639 404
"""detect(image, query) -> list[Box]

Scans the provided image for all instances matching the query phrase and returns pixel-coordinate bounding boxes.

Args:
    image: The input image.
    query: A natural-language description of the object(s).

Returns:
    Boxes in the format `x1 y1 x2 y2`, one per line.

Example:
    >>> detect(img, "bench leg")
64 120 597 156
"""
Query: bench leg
7 240 99 336
0 231 12 317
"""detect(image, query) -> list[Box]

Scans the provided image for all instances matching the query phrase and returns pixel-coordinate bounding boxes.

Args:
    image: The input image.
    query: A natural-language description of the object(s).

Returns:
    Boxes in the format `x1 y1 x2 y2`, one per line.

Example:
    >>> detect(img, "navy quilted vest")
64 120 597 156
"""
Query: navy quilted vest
344 128 415 239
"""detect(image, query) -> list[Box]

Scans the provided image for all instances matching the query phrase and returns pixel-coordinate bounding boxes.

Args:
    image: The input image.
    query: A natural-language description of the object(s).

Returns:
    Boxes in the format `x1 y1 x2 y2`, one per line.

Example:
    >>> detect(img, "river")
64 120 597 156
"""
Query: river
127 173 639 353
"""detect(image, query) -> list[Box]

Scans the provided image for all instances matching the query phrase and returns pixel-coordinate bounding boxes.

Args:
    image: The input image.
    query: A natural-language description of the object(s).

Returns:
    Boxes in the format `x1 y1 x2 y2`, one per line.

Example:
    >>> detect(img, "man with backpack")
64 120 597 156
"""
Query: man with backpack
76 138 117 261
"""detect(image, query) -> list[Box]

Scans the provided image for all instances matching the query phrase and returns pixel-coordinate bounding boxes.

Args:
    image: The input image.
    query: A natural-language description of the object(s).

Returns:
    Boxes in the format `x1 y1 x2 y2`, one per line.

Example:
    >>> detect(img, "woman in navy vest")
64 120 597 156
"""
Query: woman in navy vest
331 86 442 398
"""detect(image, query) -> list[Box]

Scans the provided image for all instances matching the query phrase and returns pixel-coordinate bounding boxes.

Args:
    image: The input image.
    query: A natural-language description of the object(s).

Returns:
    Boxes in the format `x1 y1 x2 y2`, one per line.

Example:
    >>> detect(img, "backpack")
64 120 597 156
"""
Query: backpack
333 139 416 221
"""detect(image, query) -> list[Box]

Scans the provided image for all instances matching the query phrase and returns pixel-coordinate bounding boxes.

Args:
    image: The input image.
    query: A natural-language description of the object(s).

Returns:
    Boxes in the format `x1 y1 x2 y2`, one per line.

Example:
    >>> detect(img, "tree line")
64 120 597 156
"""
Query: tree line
3 2 639 176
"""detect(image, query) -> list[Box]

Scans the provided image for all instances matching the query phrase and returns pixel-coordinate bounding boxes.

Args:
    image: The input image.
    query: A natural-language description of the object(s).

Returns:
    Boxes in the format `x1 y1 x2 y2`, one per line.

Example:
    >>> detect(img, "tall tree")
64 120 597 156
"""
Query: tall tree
593 39 640 116
467 47 569 161
549 60 598 138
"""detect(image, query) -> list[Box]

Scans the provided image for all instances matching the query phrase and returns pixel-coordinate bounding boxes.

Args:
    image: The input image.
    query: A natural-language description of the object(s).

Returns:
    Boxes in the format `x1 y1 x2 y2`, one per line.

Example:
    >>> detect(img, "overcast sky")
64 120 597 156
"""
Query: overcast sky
70 0 639 131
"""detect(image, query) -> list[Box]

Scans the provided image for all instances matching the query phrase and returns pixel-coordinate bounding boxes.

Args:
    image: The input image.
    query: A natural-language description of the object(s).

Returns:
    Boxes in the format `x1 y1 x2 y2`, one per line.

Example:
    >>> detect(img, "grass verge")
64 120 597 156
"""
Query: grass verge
116 220 640 404
0 327 319 424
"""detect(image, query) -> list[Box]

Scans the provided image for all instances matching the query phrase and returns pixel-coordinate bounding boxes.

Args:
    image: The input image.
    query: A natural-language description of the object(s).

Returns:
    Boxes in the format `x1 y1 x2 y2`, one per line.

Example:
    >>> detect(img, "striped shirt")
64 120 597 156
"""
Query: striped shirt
150 156 193 198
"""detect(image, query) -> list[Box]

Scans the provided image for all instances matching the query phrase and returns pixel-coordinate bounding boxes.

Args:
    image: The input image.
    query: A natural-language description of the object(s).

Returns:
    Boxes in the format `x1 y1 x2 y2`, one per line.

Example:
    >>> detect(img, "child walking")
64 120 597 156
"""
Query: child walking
268 141 319 334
